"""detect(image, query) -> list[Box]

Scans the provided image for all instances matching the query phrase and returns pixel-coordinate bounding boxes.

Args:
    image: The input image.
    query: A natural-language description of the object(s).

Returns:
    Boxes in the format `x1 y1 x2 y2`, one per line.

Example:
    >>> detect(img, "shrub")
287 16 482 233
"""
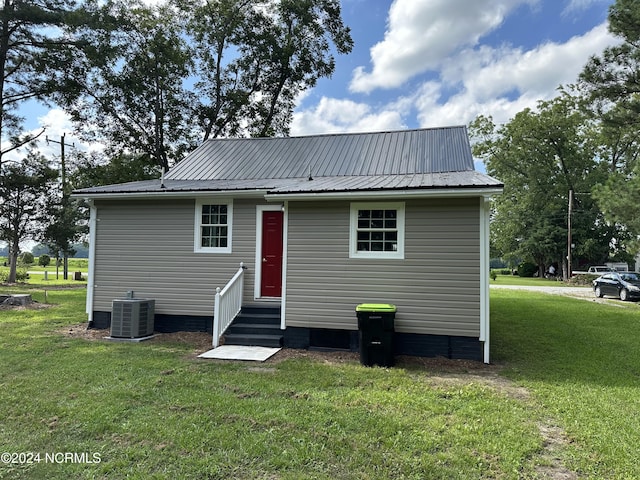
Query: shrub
517 262 537 277
0 268 29 283
489 270 498 281
38 254 51 267
568 274 597 286
18 252 34 265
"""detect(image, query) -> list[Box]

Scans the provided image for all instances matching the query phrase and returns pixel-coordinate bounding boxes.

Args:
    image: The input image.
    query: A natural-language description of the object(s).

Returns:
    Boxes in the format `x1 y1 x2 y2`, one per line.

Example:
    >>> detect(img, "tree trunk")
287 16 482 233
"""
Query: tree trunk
8 238 19 283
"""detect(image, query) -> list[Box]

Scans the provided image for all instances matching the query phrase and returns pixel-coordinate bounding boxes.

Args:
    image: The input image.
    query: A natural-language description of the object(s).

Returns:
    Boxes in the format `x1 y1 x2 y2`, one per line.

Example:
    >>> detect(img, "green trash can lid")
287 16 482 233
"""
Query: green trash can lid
356 303 397 313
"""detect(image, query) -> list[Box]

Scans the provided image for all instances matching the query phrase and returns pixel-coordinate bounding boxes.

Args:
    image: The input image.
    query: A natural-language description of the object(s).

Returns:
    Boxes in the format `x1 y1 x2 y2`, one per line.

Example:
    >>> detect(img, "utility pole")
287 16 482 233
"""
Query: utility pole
566 188 573 281
46 133 75 280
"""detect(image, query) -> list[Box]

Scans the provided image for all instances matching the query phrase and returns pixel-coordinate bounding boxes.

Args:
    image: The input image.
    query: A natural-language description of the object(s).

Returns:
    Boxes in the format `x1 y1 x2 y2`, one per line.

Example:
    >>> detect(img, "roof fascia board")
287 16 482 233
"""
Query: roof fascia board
71 189 270 201
265 187 504 202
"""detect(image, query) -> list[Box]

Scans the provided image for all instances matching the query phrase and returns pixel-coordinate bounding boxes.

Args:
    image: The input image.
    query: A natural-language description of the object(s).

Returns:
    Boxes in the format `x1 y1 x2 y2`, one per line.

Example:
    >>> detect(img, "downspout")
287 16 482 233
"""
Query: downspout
479 196 491 363
86 200 97 327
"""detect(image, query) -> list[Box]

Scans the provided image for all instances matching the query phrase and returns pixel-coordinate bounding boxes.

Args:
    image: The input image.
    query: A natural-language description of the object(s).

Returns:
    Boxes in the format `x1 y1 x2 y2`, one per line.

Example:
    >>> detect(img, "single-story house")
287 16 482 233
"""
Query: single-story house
73 127 503 363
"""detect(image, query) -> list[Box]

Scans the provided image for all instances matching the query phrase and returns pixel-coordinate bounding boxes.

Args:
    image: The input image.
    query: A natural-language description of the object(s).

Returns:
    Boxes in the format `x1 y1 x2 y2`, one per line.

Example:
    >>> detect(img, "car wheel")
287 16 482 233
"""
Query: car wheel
620 288 629 301
595 286 603 298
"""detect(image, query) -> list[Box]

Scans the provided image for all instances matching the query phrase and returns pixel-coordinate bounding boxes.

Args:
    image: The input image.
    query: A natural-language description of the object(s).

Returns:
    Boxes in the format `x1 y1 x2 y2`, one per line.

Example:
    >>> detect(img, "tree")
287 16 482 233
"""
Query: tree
580 0 640 242
70 151 159 189
0 151 57 282
18 251 33 265
182 0 353 140
44 196 84 279
52 0 197 173
470 91 617 277
38 253 50 267
54 0 353 171
0 0 82 166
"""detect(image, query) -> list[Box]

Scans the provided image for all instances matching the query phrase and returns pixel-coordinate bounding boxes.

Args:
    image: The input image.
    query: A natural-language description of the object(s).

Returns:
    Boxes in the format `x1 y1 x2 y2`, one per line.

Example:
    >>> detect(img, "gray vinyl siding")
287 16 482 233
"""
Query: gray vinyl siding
284 198 481 337
92 198 260 319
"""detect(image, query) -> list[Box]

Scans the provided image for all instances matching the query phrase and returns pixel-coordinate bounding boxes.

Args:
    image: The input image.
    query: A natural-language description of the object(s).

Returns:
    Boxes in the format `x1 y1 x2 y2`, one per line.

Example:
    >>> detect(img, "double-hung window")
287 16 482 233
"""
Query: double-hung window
350 202 405 259
194 199 232 253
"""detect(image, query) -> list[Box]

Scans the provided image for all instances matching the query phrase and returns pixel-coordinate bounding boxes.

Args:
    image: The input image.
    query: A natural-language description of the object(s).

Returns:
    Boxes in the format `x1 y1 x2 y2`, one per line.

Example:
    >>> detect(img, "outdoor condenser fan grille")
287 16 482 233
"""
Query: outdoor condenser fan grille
111 299 155 338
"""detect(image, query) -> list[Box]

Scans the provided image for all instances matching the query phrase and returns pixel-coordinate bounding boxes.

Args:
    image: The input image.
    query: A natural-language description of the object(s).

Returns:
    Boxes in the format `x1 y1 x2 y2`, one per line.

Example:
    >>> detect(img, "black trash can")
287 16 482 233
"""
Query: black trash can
356 303 396 367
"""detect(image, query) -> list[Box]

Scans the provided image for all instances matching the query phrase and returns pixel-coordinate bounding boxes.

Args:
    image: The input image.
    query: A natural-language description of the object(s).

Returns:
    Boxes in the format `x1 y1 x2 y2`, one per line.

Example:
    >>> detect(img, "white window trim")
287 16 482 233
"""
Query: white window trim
194 199 233 254
349 202 405 259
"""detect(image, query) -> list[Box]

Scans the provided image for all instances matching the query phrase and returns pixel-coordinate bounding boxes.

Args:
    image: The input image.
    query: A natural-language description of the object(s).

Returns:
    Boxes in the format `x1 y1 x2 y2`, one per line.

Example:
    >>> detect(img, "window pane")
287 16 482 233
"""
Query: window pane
357 242 370 251
199 204 230 250
354 206 401 255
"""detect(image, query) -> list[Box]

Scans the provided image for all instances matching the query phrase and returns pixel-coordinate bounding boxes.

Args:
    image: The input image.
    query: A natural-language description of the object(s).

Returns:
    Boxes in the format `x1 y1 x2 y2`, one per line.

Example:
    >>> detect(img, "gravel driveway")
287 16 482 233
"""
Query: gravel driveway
491 284 592 295
490 284 596 300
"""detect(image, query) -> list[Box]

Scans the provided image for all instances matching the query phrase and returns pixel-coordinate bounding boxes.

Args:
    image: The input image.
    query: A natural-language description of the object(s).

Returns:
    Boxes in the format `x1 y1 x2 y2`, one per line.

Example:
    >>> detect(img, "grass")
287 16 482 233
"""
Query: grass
492 289 640 478
0 286 639 478
490 273 571 287
0 256 88 286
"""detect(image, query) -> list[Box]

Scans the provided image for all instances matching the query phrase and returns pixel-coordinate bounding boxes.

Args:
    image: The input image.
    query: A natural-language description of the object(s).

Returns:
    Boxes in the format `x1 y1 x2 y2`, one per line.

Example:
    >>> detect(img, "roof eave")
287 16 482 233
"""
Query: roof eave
266 186 504 202
72 184 504 202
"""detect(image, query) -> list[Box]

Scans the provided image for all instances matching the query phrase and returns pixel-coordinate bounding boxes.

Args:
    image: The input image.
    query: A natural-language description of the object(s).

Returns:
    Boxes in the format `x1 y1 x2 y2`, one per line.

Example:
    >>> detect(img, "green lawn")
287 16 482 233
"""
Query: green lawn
492 289 640 478
0 286 638 478
490 273 574 287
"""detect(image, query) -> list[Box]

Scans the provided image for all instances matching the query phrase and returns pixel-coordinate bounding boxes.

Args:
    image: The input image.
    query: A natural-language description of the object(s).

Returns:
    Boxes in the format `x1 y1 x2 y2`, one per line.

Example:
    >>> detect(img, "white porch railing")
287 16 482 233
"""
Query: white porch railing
212 262 246 348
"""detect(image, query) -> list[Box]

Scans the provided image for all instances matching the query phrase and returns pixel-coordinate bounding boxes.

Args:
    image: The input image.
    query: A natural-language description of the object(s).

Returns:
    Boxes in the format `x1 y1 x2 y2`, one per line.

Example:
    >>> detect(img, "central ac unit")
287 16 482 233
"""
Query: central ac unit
111 299 155 338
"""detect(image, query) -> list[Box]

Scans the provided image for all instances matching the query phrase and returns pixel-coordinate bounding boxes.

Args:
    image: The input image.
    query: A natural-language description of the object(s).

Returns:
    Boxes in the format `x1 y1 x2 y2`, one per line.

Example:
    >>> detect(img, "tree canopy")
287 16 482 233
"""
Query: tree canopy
580 0 640 247
470 91 627 275
51 0 353 172
0 0 83 165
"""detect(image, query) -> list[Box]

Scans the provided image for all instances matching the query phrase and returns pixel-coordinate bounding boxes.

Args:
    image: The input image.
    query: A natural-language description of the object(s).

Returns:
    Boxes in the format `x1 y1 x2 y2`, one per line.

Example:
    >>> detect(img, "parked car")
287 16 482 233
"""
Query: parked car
588 266 613 274
572 265 613 275
593 272 640 301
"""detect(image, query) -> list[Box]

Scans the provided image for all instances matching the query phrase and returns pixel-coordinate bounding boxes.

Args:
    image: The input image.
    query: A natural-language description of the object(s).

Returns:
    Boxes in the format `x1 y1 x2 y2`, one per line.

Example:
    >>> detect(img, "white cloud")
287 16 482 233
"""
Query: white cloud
416 22 619 127
291 97 406 136
562 0 611 16
350 0 536 93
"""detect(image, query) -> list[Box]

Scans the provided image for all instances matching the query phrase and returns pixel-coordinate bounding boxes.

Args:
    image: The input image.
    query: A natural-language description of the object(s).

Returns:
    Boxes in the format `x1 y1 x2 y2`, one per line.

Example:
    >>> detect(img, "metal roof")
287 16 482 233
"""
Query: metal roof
73 127 504 198
164 126 476 181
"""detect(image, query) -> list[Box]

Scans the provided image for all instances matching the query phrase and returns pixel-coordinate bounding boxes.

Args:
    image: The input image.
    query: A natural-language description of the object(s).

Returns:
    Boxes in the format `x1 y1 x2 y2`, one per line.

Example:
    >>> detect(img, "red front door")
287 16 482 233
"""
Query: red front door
260 211 284 297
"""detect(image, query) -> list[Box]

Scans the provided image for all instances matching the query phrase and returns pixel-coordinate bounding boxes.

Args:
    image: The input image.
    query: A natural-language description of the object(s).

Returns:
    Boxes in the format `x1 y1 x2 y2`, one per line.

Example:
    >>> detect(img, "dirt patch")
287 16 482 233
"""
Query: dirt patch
61 324 214 350
536 423 577 479
0 301 53 311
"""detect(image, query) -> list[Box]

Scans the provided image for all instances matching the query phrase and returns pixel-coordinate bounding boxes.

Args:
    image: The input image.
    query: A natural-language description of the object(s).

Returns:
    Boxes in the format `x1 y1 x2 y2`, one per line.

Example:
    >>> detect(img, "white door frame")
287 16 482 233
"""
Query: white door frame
254 204 286 303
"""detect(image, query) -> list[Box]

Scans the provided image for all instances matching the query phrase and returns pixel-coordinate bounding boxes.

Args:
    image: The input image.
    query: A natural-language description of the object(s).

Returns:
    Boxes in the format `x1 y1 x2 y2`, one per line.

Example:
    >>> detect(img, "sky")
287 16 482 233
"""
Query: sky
21 0 619 168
